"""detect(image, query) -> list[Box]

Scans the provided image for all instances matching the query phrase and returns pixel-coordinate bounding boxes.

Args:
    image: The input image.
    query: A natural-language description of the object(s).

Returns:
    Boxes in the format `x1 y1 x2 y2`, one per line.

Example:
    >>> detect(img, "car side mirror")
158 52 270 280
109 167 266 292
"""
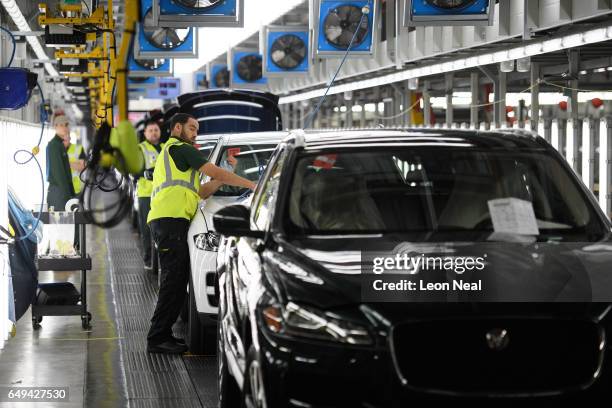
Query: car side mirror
213 204 265 239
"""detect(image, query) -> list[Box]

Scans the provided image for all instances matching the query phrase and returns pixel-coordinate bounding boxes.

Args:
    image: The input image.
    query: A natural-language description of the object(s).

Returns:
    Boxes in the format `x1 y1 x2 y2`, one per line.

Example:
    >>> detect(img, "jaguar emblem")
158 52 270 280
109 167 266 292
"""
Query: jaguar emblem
486 328 509 351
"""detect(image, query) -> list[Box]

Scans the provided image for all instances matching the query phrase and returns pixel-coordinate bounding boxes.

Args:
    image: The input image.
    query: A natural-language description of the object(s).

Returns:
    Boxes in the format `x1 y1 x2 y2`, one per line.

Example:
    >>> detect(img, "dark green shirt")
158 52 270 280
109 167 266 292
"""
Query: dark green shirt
46 134 75 210
168 137 208 172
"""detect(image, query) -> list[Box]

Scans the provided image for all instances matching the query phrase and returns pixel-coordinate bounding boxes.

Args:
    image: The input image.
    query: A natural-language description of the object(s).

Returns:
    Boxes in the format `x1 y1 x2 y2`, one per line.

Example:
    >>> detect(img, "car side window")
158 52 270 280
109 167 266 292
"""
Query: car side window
253 149 286 231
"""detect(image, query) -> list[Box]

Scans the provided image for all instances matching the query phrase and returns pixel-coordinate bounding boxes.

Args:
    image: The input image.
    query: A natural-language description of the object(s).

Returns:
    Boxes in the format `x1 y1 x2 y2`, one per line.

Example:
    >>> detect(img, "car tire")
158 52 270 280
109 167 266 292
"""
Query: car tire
243 345 268 408
187 277 216 354
218 310 240 408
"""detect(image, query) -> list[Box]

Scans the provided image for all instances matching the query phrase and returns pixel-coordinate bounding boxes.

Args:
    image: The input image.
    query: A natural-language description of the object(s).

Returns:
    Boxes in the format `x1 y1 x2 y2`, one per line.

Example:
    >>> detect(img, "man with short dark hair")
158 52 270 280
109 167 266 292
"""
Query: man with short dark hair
137 121 163 271
146 112 255 354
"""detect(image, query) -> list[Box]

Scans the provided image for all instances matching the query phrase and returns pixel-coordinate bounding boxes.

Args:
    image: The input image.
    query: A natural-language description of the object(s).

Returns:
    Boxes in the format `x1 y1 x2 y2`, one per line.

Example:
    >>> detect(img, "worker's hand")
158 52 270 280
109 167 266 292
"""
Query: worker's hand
227 155 237 168
248 181 257 191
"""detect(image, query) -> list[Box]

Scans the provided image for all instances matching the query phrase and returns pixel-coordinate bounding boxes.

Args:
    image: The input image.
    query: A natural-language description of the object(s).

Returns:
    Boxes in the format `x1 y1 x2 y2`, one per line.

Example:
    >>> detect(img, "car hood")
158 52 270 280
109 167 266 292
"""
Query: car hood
270 235 612 321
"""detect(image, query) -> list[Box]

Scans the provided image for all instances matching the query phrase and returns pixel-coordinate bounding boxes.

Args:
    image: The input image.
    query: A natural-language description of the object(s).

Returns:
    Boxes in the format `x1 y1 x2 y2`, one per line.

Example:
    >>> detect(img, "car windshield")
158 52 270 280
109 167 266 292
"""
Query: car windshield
214 144 277 196
198 142 217 160
285 147 607 241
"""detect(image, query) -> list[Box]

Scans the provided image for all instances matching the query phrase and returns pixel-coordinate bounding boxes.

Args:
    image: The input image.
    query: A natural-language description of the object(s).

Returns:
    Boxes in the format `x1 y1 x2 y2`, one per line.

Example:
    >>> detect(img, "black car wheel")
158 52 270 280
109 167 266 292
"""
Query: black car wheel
218 310 240 408
187 277 206 354
244 345 268 408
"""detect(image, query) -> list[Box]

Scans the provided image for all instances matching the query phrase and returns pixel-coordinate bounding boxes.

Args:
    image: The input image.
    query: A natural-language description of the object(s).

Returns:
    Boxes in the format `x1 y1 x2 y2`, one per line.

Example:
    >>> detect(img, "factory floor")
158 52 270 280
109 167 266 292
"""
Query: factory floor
0 223 217 407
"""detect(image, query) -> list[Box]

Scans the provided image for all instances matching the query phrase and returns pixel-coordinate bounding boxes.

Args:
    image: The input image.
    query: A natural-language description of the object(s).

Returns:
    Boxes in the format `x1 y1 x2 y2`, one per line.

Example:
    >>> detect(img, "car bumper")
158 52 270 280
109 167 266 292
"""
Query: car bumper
255 325 612 408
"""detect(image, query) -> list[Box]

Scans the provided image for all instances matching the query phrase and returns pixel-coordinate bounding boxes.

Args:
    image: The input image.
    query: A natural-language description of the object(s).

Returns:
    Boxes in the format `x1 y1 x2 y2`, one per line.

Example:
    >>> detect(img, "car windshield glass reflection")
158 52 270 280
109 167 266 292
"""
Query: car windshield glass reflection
214 144 277 196
286 148 607 241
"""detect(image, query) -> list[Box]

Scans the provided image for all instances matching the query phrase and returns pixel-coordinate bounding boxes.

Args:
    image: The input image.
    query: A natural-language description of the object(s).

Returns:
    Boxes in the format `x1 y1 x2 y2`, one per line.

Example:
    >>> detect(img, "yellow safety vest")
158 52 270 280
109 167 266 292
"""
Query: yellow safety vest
137 141 164 198
67 143 84 194
147 138 200 223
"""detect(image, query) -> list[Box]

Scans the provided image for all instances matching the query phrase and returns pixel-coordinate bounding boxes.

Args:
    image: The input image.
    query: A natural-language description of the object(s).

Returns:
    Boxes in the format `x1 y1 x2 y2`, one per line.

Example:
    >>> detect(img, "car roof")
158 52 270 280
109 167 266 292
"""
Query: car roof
220 131 290 146
287 128 545 150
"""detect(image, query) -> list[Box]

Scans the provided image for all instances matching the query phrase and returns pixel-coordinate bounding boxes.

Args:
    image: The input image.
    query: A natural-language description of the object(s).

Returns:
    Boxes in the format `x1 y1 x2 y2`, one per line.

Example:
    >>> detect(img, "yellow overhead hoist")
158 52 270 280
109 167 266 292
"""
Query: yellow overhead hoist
38 0 144 227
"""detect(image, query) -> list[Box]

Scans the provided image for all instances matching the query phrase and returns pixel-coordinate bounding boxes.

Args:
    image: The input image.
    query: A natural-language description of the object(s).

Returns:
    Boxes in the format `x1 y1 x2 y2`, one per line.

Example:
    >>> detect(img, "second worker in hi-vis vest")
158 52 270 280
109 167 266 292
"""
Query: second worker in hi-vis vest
146 113 256 354
137 121 164 271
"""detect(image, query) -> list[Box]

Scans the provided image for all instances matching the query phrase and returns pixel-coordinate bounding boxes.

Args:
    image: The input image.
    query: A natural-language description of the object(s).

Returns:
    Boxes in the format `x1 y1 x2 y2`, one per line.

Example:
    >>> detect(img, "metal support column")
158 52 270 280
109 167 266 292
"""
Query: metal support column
557 119 567 158
423 81 431 127
374 89 381 127
346 99 353 128
582 119 597 192
405 85 413 127
470 72 479 129
544 118 552 143
445 73 454 128
497 71 507 129
600 118 612 218
530 62 540 132
360 100 366 128
569 50 581 172
569 118 583 173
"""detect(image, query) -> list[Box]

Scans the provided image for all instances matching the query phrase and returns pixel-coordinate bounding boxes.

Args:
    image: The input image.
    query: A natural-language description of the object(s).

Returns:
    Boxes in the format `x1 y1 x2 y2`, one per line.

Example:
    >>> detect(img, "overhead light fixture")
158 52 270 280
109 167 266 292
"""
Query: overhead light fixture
500 60 514 73
279 23 612 104
516 57 531 73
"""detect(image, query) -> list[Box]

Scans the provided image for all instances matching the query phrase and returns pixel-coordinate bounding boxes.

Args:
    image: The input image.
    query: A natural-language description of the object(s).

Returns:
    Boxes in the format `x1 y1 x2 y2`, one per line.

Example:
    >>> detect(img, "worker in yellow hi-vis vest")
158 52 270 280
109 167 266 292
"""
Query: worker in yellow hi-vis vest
137 121 164 271
61 134 86 195
146 113 255 354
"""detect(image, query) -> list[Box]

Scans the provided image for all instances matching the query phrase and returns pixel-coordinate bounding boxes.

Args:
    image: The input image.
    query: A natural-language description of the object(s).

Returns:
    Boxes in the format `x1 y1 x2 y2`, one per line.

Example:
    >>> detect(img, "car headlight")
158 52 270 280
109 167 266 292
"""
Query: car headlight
262 302 372 345
194 232 220 251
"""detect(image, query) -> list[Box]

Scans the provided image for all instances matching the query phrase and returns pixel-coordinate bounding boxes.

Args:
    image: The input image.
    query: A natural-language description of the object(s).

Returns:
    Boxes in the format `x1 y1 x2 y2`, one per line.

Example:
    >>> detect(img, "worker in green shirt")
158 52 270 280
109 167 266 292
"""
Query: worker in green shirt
46 115 75 211
137 121 163 271
146 113 255 354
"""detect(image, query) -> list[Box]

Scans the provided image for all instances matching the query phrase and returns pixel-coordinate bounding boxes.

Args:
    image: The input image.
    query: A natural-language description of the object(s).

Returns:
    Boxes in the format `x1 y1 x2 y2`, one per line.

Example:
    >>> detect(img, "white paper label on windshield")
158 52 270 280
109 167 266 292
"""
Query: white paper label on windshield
487 198 539 236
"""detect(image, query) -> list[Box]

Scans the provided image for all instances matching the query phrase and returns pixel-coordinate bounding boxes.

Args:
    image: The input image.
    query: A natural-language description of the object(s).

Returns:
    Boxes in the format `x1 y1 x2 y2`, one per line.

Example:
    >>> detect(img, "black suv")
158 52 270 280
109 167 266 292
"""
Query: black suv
213 129 612 407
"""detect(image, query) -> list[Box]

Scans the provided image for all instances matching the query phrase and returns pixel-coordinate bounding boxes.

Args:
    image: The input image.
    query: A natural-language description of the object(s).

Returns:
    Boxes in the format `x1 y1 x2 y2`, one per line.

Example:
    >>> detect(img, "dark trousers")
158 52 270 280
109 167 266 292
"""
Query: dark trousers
138 197 152 265
147 218 190 345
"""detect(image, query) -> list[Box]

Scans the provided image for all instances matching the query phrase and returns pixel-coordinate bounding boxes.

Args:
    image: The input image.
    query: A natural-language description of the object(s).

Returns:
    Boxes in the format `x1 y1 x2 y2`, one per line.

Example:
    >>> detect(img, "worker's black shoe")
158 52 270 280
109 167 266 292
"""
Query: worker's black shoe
172 336 186 346
147 340 188 354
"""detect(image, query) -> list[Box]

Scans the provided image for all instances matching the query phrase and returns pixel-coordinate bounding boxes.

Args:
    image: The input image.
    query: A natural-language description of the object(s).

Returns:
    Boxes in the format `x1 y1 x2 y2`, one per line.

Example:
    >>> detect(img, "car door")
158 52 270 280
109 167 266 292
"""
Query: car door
224 147 287 367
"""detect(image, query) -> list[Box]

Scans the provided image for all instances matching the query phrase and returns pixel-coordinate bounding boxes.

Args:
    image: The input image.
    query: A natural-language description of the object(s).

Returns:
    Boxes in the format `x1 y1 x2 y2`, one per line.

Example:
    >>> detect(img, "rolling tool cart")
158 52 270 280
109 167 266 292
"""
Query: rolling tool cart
32 211 92 330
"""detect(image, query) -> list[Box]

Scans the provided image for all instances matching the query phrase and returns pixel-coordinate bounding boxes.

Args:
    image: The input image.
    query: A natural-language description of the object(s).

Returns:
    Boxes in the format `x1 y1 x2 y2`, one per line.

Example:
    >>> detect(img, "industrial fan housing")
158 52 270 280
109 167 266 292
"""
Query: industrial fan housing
229 49 267 88
207 63 230 88
313 0 377 58
263 26 309 76
128 55 173 77
135 0 198 58
153 0 243 28
405 0 494 26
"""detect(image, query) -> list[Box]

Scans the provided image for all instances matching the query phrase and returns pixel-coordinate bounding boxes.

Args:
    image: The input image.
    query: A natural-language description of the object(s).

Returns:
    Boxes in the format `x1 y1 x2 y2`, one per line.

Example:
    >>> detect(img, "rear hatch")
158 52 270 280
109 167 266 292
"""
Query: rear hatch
178 89 282 134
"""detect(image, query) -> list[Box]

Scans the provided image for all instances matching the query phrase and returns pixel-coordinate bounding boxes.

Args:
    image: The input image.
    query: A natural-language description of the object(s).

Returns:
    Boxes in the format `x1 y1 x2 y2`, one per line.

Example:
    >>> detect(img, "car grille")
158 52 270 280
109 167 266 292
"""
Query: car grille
391 318 604 396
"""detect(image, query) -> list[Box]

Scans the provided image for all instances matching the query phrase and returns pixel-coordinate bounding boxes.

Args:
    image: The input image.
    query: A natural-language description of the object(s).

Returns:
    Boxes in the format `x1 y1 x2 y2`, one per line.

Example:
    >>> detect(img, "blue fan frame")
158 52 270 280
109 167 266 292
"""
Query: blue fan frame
266 30 309 74
137 0 195 55
411 0 489 17
318 0 374 53
128 55 172 76
210 64 229 88
195 72 207 89
232 51 267 86
159 0 237 16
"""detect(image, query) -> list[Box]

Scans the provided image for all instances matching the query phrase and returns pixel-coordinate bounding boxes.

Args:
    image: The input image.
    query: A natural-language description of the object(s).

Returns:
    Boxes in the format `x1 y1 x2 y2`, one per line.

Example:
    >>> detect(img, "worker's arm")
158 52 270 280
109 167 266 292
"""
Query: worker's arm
199 180 224 199
70 160 86 172
200 162 256 190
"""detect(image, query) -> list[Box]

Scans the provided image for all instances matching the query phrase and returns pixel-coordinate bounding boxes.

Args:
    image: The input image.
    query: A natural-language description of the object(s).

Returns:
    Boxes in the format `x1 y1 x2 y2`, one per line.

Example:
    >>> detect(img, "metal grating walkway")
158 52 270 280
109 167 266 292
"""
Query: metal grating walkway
104 222 217 407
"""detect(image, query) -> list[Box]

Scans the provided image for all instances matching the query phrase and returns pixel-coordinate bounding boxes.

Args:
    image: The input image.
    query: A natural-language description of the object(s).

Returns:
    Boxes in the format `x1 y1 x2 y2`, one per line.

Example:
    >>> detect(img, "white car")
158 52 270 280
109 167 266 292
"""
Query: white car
186 131 287 353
